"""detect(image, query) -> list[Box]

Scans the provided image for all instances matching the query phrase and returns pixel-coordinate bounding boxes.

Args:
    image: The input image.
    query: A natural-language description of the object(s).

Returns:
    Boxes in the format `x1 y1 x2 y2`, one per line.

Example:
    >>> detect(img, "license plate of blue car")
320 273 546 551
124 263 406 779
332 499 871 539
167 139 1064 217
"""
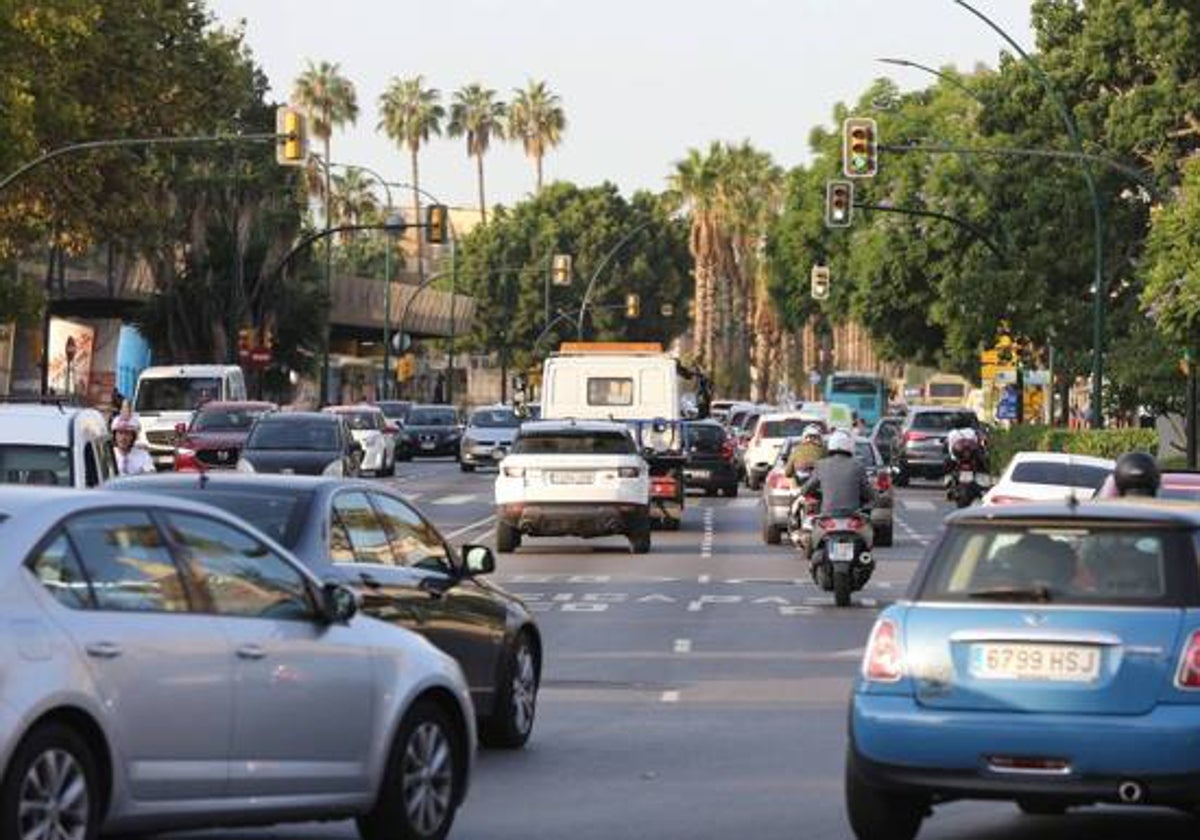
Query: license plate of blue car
970 643 1101 683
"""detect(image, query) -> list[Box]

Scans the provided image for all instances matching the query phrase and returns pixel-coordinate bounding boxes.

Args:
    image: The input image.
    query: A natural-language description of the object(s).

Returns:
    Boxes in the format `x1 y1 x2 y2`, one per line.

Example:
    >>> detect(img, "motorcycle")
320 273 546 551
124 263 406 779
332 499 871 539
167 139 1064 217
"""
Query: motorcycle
807 507 875 607
944 442 988 509
786 485 819 559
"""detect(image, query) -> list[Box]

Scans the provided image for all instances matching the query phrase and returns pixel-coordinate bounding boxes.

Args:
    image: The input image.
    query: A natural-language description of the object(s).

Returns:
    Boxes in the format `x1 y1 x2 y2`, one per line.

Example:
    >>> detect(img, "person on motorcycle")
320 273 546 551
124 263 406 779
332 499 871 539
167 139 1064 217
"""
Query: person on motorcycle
946 415 987 473
112 404 155 476
800 430 876 515
784 424 826 480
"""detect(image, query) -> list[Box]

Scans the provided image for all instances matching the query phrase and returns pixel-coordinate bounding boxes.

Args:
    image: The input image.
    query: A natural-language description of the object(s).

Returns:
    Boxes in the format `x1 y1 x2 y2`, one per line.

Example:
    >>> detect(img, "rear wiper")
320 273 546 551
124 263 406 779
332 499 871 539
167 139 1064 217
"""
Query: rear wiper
967 585 1053 603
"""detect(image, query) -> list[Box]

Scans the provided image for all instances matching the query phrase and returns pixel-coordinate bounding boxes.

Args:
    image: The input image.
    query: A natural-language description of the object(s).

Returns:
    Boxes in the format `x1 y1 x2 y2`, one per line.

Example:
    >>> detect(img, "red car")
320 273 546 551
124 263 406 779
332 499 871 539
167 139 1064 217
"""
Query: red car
1095 470 1200 501
173 400 278 471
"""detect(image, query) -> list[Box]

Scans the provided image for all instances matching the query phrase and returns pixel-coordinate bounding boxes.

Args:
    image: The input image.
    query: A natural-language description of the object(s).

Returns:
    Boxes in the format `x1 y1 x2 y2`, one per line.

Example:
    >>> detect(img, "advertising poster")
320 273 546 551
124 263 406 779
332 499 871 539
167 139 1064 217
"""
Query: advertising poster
47 318 95 398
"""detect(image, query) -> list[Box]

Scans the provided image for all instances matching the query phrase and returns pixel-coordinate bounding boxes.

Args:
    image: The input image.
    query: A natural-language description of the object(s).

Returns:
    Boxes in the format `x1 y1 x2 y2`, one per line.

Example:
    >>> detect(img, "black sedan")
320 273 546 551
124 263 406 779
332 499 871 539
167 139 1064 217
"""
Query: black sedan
107 473 542 749
682 420 739 496
238 411 363 477
400 404 463 459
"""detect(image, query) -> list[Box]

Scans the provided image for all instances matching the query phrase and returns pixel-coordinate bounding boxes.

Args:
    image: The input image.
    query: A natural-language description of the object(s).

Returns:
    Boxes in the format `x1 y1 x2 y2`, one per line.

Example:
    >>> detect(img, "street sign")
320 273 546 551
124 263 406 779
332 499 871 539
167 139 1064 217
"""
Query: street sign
392 332 411 352
250 348 271 366
1024 370 1050 386
996 385 1019 421
808 370 822 386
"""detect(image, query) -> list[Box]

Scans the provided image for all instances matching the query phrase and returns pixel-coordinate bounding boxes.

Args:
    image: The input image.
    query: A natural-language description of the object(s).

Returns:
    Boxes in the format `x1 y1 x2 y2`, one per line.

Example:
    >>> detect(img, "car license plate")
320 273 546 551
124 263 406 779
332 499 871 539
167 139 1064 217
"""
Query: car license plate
970 644 1101 683
421 441 437 450
549 471 594 485
959 470 975 482
686 469 710 480
829 540 855 561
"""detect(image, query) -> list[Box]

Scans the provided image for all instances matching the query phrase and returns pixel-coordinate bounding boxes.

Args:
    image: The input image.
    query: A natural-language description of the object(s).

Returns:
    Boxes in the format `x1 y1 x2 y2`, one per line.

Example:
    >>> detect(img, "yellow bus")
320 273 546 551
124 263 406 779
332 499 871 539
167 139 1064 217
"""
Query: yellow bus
922 373 971 407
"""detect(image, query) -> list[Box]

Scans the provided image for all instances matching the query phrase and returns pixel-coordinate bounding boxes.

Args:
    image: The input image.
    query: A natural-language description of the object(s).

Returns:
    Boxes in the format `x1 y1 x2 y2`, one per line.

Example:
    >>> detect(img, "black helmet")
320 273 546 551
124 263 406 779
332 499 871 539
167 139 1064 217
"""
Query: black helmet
1113 452 1160 498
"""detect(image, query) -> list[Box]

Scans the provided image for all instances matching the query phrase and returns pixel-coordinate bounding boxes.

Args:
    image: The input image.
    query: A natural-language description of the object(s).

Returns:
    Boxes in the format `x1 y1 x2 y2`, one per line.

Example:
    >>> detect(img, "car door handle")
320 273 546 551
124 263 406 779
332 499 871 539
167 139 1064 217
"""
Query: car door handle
236 644 267 660
359 572 382 590
85 642 122 659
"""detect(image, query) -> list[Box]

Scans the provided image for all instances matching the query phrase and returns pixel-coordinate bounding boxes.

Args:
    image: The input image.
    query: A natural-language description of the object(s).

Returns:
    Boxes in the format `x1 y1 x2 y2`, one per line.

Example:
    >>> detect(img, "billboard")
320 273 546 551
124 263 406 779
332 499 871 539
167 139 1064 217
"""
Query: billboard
47 318 95 398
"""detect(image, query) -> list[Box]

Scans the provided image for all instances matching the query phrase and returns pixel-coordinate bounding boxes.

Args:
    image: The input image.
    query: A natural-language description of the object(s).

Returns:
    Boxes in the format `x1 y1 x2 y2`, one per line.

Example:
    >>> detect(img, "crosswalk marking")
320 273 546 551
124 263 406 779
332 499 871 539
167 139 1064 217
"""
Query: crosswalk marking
902 499 937 512
430 493 477 506
729 498 758 509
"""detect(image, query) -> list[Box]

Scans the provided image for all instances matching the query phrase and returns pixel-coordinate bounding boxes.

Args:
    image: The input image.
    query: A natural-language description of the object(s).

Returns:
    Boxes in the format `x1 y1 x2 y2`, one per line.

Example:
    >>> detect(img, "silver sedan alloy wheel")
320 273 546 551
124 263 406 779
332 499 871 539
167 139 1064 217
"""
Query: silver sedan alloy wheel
401 721 453 837
19 749 89 840
512 643 537 736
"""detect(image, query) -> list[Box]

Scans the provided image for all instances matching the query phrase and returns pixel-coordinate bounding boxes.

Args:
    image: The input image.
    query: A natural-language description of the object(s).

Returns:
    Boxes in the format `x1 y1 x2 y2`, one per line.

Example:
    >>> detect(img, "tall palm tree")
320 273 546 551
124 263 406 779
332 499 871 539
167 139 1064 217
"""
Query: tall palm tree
291 60 359 213
448 84 506 224
507 80 566 194
330 168 380 235
667 145 723 371
378 75 444 282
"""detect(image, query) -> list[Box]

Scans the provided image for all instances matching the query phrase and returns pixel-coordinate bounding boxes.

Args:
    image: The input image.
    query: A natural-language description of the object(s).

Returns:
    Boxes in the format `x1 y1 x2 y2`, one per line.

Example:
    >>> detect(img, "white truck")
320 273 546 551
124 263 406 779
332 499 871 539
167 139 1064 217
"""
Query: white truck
133 365 247 470
536 343 710 529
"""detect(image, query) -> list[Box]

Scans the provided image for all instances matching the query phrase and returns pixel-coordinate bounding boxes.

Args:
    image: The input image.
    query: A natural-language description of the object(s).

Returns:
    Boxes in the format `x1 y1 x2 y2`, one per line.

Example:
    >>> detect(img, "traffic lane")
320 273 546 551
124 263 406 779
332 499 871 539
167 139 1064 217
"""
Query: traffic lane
383 458 499 534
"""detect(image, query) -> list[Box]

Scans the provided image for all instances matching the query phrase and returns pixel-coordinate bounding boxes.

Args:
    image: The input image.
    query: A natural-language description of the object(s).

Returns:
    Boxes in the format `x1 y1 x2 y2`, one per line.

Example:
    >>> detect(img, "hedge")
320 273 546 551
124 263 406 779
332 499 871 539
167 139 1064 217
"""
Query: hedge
987 427 1159 475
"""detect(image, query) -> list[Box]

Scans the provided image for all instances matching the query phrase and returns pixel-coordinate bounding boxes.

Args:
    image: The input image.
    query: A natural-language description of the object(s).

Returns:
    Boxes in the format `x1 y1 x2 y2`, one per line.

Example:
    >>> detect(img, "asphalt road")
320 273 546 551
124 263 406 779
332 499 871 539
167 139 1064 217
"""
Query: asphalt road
163 460 1200 840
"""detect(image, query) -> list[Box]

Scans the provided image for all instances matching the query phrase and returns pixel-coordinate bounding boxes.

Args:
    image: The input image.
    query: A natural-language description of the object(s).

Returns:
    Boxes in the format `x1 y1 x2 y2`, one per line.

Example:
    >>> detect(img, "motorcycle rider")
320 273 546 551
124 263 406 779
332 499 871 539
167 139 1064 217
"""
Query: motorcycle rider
784 424 826 480
946 414 987 473
112 404 155 476
800 430 876 515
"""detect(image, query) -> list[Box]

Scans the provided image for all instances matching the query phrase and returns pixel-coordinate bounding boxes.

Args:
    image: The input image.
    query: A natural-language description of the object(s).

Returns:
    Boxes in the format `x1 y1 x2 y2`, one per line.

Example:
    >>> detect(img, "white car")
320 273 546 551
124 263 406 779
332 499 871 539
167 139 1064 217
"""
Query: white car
325 405 394 476
0 402 117 487
743 412 816 490
494 420 651 554
982 451 1115 505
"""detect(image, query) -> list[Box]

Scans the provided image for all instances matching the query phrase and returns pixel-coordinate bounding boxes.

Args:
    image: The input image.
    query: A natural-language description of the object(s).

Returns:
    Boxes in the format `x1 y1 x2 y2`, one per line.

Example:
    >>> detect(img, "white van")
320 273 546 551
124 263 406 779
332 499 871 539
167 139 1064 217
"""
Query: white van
0 403 116 488
540 343 680 422
133 364 247 469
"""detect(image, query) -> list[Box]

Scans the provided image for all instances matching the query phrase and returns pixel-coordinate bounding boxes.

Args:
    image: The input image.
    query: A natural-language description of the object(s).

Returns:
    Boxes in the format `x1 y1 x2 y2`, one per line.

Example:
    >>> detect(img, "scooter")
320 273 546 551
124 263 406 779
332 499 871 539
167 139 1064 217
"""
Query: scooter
786 486 819 559
944 447 989 509
808 508 875 607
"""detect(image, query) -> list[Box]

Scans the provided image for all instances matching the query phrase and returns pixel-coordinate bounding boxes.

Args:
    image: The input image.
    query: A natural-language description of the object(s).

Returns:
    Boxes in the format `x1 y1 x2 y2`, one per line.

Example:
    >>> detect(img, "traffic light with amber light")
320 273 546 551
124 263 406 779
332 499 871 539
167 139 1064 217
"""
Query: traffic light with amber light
552 253 573 286
843 117 878 178
275 107 307 166
810 265 831 301
425 204 449 244
825 180 854 229
625 293 641 319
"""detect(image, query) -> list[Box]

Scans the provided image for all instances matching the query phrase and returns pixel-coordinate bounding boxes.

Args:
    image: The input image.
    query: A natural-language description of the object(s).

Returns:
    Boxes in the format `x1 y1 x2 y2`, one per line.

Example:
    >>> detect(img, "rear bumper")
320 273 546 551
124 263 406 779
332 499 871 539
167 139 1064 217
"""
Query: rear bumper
498 503 649 538
851 693 1200 801
682 463 737 488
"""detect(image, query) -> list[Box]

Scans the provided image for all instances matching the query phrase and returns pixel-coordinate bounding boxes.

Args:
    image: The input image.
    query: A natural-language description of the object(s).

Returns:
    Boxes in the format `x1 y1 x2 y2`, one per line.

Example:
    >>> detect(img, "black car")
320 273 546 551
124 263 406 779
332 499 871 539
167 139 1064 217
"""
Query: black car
401 404 462 459
238 411 362 477
108 473 543 749
682 420 739 497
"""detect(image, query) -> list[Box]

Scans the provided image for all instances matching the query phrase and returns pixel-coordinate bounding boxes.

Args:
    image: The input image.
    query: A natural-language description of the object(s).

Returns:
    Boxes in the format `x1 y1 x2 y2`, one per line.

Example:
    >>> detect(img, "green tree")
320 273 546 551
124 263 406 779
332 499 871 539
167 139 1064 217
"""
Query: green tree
378 75 444 281
448 84 506 224
291 59 359 210
507 80 566 195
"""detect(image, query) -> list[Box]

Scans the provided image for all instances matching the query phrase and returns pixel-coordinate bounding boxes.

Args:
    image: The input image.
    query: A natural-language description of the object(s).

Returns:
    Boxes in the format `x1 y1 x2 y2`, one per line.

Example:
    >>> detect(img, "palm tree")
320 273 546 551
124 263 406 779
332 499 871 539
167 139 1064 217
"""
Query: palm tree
330 168 380 236
291 60 359 213
378 75 444 282
508 80 566 194
668 145 723 371
448 84 506 224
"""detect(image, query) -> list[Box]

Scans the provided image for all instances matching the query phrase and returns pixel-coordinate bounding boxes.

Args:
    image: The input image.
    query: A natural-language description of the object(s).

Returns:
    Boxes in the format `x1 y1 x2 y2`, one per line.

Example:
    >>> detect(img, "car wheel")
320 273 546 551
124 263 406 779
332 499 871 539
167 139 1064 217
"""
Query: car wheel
844 749 925 840
460 463 475 473
1017 800 1067 816
747 474 761 491
629 525 652 554
1 723 101 840
704 487 717 497
762 520 781 545
894 467 910 488
479 632 539 749
357 700 462 840
495 520 521 553
875 525 893 548
724 484 739 498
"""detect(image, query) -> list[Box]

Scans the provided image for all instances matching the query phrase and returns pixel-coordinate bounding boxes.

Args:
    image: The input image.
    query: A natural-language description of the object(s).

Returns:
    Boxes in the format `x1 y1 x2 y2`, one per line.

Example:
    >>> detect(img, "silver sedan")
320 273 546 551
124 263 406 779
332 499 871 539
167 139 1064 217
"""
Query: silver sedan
0 486 474 840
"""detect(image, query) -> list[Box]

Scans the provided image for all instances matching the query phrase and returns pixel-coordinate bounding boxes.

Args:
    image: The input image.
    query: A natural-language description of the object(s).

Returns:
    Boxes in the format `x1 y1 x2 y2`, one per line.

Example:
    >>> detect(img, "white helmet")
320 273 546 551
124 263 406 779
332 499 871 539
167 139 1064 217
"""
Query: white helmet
827 429 853 455
801 424 823 442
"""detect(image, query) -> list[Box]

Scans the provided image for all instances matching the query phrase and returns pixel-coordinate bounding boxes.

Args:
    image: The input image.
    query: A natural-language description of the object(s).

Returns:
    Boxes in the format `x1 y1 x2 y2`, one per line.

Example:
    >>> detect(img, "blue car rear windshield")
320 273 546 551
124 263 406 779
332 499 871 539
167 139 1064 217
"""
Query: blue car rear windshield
918 523 1198 606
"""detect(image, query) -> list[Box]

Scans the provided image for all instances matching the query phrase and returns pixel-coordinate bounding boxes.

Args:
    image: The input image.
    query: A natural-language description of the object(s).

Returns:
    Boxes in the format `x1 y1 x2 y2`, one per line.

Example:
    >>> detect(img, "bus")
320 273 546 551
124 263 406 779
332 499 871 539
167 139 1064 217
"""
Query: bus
923 373 971 407
824 371 888 427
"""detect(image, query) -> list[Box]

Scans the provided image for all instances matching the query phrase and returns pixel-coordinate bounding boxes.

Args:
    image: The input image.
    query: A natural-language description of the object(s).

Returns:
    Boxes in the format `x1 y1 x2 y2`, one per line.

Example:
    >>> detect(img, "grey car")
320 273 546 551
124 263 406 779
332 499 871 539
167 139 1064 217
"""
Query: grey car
460 406 522 472
0 486 474 840
894 407 980 485
111 473 543 749
760 437 894 546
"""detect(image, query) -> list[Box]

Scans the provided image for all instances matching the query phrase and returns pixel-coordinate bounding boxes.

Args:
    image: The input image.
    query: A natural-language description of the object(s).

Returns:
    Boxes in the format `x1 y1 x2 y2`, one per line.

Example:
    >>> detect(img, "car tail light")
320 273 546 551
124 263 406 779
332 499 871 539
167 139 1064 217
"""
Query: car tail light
904 431 929 443
875 471 891 492
817 516 836 531
1175 630 1200 689
651 476 678 497
720 439 735 461
863 618 905 682
847 515 866 531
503 466 525 478
988 494 1027 505
618 466 641 479
766 471 791 490
174 448 200 472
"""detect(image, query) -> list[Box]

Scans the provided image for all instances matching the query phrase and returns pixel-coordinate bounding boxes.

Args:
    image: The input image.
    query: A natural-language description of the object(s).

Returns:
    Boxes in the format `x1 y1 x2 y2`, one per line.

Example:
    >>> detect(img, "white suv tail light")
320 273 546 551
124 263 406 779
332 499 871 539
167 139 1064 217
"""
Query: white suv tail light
862 618 905 683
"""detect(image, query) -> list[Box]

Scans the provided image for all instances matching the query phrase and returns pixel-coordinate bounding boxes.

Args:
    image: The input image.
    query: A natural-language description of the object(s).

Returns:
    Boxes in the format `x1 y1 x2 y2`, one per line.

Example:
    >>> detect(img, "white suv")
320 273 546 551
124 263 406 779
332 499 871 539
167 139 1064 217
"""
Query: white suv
0 402 116 487
495 420 651 553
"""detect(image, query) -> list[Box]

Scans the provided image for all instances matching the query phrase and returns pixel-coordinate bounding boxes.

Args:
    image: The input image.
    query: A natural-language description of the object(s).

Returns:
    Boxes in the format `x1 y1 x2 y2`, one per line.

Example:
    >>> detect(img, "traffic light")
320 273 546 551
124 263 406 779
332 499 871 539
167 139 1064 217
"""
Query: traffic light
843 117 878 178
396 354 416 381
237 327 254 354
810 265 831 301
551 253 572 286
825 180 854 228
625 293 641 319
275 106 307 166
425 204 449 244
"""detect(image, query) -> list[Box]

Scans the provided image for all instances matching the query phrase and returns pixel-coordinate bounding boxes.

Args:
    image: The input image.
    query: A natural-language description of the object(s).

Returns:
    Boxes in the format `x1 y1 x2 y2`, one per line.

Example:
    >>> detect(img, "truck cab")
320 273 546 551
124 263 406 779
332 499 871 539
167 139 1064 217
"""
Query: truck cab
133 365 247 470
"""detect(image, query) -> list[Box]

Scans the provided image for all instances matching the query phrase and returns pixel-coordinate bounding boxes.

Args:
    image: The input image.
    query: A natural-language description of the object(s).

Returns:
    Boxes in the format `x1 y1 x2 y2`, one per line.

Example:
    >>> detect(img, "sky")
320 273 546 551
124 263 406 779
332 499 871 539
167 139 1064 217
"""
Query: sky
206 0 1034 210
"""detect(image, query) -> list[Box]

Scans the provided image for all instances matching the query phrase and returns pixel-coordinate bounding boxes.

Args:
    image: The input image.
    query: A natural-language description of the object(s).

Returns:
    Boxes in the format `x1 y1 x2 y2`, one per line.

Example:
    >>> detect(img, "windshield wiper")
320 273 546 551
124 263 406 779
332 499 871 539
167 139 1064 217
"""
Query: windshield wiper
967 585 1053 603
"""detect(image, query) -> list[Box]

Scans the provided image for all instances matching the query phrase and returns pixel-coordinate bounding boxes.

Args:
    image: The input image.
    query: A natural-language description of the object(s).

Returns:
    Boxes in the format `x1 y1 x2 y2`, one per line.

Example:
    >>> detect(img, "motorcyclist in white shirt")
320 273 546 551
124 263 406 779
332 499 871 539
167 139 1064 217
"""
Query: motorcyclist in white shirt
112 408 155 476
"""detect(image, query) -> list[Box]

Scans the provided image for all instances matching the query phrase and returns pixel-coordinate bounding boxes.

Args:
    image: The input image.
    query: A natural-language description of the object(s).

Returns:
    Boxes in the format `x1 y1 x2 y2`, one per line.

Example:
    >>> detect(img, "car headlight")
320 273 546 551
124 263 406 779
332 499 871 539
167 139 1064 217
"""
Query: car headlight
323 460 344 477
236 458 255 473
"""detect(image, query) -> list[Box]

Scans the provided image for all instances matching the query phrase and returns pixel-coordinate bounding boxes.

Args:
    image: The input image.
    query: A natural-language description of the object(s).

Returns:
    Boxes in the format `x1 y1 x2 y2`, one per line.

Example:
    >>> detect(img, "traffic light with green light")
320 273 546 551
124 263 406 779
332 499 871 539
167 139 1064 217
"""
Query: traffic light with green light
843 117 878 178
825 181 853 228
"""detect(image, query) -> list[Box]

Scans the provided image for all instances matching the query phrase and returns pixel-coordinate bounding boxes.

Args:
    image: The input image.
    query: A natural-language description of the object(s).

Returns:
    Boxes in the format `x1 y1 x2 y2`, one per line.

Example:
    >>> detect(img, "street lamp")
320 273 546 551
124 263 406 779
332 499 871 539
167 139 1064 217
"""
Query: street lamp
380 210 406 398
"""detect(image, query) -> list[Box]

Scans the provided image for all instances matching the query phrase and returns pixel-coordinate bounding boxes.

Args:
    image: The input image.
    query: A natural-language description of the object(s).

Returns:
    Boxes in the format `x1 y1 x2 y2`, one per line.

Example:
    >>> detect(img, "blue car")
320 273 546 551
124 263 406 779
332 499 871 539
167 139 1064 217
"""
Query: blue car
847 500 1200 840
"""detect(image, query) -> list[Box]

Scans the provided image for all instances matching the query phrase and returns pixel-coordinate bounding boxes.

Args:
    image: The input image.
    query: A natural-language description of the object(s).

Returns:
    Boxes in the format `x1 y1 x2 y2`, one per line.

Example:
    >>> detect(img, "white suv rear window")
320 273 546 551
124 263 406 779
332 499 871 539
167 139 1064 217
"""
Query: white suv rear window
513 432 635 456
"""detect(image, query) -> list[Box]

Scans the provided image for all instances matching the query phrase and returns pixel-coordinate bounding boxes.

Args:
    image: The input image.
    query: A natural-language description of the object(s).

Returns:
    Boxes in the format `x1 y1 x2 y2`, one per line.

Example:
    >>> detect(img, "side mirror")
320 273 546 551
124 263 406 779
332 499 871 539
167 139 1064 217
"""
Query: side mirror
321 582 359 624
463 544 496 576
175 422 188 436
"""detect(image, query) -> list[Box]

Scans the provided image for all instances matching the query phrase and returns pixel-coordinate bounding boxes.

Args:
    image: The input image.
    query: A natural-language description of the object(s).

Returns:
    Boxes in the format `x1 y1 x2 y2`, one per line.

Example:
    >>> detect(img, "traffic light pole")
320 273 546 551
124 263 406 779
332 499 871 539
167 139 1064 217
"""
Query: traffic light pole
576 220 655 339
853 202 1006 260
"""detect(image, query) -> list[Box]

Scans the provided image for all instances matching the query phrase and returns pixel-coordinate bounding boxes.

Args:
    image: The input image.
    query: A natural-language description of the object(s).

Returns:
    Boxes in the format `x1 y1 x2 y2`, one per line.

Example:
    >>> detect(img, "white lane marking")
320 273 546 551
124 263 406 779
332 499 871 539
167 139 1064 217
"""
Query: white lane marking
896 517 931 547
402 491 423 501
687 594 742 612
698 574 712 584
903 499 937 512
444 514 497 541
729 498 757 509
431 493 478 506
674 638 692 654
700 507 715 559
660 690 680 703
